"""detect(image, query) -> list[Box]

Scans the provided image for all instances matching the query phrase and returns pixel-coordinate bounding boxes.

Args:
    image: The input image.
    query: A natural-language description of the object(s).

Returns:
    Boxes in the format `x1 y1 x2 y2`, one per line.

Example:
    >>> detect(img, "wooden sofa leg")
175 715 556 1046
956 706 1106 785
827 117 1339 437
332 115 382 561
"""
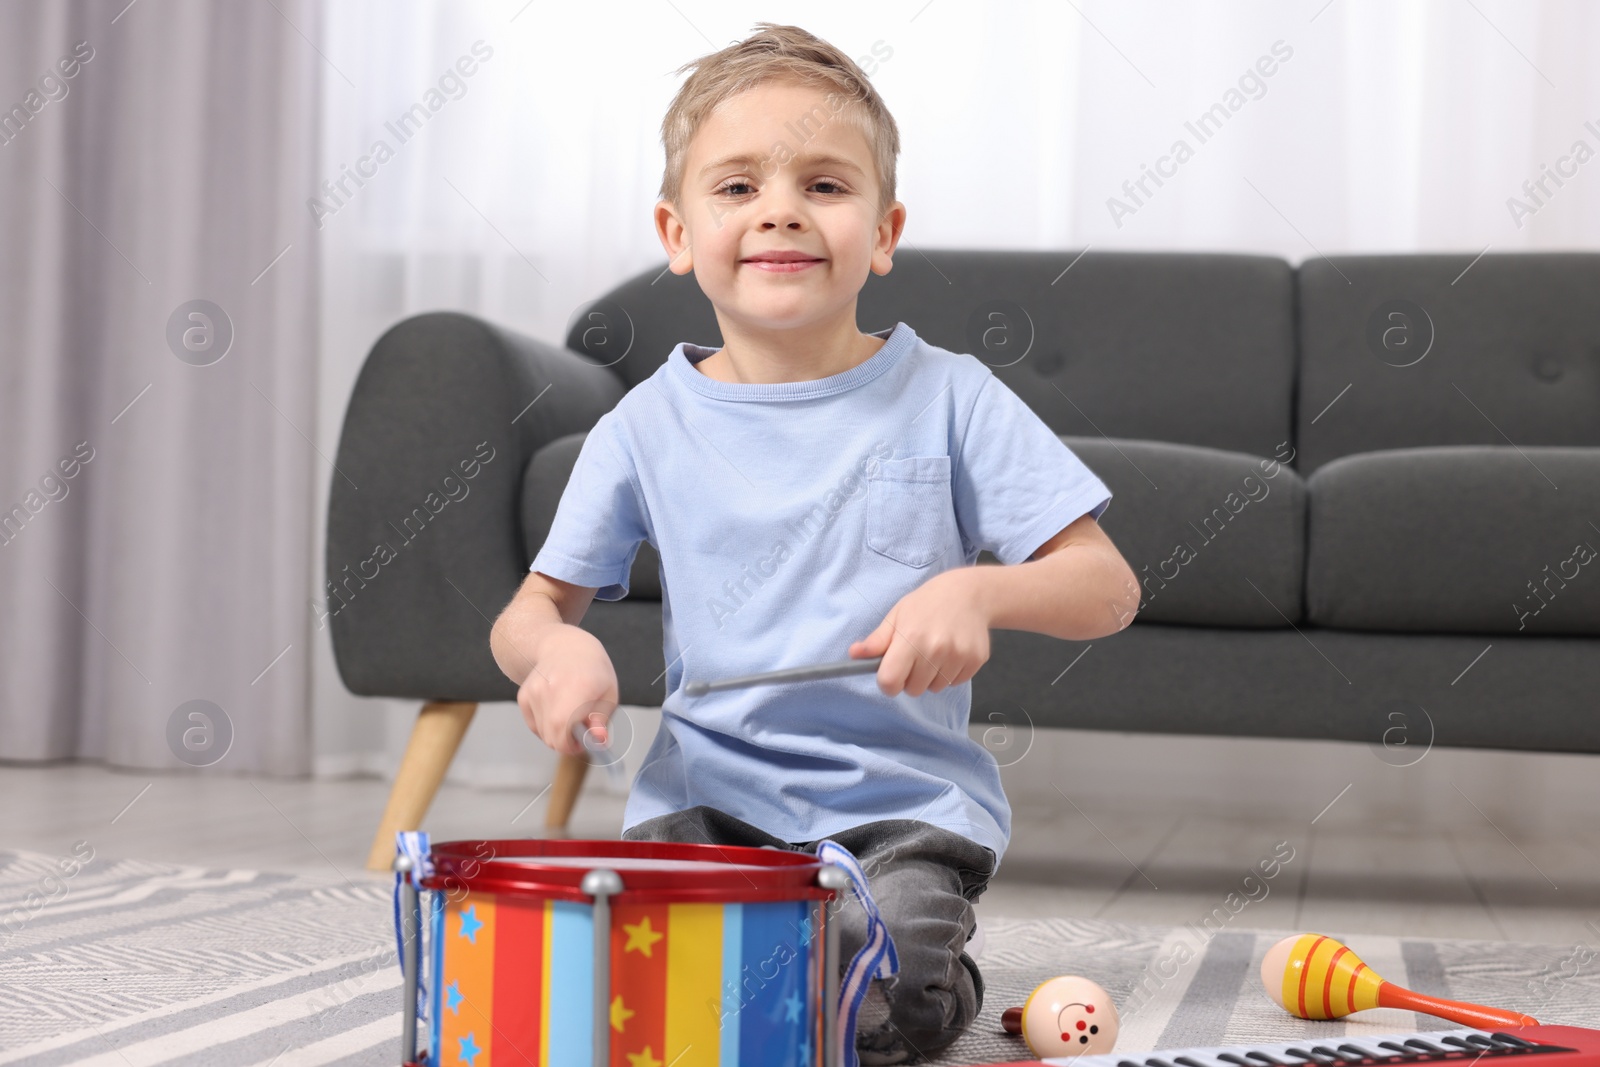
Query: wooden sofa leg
364 700 477 871
544 752 590 839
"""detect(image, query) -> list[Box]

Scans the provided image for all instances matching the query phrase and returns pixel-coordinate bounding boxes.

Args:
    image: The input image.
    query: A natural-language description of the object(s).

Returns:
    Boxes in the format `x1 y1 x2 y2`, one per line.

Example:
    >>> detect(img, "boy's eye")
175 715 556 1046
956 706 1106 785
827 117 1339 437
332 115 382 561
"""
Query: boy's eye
711 179 851 196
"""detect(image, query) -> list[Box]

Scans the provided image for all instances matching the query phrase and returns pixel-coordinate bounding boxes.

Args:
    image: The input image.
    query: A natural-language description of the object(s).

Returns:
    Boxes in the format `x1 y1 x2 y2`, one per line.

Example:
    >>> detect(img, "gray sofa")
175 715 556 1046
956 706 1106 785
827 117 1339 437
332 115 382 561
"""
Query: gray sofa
328 251 1600 860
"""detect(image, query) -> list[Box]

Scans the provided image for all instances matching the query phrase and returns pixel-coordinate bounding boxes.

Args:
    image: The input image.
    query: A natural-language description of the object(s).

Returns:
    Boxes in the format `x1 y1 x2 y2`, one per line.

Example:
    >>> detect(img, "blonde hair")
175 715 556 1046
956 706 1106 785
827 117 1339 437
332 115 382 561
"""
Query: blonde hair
659 23 900 215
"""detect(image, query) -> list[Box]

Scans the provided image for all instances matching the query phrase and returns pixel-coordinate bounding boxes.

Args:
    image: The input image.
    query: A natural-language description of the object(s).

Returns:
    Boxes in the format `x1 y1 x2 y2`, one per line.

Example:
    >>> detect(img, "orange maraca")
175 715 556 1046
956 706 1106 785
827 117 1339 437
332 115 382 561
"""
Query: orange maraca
1261 933 1539 1028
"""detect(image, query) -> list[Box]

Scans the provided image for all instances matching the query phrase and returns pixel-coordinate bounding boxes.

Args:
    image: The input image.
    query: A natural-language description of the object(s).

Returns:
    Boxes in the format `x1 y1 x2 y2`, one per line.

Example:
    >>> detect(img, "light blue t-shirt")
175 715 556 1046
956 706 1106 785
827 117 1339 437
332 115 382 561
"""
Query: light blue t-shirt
528 321 1112 876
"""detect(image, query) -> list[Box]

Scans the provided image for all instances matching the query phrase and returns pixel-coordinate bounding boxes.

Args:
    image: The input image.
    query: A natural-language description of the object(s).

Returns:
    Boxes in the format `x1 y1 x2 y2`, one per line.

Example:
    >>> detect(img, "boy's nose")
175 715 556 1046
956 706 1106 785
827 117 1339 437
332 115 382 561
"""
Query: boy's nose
755 190 808 230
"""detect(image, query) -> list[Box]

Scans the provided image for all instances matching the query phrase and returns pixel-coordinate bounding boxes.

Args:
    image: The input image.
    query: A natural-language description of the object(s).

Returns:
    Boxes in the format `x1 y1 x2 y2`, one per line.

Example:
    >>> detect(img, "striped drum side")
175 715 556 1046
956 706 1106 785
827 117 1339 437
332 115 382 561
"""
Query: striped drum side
434 893 594 1064
429 892 821 1065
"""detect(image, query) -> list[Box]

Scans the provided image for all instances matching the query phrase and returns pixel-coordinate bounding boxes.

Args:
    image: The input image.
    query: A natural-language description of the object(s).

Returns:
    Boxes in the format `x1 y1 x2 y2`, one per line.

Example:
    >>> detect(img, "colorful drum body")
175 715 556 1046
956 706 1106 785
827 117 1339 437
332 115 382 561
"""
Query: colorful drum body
412 838 841 1067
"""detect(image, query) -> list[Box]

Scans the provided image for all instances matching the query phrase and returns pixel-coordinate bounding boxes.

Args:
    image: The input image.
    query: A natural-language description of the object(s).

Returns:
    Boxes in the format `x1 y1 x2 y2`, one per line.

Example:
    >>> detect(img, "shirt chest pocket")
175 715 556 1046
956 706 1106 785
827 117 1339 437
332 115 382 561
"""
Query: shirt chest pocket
865 455 959 569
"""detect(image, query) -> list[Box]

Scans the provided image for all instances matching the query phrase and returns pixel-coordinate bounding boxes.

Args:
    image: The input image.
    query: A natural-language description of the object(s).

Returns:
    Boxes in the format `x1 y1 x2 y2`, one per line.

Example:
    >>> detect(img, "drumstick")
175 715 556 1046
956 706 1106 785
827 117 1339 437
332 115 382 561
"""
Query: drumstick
683 656 884 697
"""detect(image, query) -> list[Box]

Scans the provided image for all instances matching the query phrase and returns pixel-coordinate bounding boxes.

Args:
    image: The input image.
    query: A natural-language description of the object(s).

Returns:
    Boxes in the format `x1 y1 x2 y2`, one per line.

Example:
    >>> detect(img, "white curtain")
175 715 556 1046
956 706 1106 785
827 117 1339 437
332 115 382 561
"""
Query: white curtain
316 0 1600 346
0 0 321 774
311 0 1600 779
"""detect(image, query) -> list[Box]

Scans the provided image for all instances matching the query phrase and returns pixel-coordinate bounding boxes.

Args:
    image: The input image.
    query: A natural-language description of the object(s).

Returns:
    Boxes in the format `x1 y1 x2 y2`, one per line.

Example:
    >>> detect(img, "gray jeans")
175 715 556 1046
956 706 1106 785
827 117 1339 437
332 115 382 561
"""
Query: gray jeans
621 805 997 1063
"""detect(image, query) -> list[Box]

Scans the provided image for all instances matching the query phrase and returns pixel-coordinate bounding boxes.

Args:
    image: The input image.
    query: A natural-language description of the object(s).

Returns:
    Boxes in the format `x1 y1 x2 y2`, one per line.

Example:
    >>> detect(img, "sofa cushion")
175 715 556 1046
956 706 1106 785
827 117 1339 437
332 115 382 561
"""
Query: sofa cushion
1058 436 1306 627
861 252 1297 459
521 433 662 600
1306 446 1600 635
1296 253 1600 475
980 622 1600 753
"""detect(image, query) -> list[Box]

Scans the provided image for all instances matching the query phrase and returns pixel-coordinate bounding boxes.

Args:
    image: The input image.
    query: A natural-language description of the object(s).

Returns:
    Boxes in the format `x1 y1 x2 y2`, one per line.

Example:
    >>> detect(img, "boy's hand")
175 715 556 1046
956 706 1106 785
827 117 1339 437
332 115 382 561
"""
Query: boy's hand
849 568 991 697
516 624 620 757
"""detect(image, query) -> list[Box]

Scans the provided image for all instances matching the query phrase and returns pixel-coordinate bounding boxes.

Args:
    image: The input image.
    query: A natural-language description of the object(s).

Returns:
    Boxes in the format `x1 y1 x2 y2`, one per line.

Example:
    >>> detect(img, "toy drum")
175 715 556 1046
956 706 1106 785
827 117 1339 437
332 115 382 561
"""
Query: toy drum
393 835 883 1067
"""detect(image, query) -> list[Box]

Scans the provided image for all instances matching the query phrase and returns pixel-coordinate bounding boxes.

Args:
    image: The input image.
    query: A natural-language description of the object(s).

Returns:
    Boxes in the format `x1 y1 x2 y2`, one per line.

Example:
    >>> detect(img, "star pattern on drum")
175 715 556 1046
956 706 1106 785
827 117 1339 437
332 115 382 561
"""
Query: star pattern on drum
784 991 803 1023
458 1032 482 1066
626 1045 663 1067
623 914 664 956
611 993 635 1032
457 904 483 944
445 980 463 1014
799 1035 811 1062
793 914 814 946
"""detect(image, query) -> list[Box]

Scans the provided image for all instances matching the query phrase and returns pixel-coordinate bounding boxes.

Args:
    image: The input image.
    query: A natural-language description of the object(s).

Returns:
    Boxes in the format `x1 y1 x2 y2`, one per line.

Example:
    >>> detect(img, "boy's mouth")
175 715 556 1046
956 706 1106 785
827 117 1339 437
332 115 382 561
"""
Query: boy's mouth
742 250 826 273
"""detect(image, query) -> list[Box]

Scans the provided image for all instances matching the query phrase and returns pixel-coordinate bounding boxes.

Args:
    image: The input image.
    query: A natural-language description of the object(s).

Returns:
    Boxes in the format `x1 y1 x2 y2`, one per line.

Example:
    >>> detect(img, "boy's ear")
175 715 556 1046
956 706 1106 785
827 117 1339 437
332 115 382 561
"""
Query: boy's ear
871 200 907 276
654 198 694 276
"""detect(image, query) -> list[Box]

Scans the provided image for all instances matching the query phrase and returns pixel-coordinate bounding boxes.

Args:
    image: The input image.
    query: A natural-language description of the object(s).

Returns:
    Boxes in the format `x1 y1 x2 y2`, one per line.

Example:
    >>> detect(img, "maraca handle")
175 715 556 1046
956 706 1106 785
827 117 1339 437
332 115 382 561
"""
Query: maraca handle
1378 983 1539 1028
1001 1006 1023 1034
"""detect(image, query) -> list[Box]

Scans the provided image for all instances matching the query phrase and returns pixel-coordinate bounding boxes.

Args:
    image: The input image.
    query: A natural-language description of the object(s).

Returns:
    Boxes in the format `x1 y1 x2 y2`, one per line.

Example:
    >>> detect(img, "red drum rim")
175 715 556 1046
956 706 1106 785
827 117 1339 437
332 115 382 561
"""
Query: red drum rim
423 838 838 905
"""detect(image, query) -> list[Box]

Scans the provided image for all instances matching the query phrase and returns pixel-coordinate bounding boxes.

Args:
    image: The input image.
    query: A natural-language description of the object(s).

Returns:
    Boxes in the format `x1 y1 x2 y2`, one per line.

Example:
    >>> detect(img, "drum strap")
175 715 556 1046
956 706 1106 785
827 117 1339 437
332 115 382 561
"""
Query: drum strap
816 839 900 1067
393 831 434 1035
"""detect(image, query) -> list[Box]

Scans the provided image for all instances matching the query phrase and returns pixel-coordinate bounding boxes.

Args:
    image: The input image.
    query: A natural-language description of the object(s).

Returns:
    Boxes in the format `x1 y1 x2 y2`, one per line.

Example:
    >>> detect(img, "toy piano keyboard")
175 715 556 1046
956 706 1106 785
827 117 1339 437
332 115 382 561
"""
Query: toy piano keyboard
970 1025 1600 1067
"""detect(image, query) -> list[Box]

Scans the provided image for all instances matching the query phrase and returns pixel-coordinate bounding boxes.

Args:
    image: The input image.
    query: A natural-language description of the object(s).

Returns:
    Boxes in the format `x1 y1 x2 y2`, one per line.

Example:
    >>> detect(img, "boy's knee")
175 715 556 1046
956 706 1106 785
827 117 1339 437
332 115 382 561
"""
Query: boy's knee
858 950 983 1063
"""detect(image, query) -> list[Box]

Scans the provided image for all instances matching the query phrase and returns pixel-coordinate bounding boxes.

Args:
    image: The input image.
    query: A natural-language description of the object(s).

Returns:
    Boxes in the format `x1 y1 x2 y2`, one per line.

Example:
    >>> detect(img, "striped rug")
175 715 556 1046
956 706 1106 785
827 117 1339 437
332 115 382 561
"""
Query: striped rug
1 849 1596 1066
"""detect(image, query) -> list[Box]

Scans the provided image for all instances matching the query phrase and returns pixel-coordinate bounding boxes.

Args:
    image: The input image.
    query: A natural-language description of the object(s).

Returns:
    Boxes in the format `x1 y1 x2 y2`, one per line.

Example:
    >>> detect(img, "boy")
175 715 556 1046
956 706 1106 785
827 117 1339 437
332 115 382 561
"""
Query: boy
490 23 1139 1065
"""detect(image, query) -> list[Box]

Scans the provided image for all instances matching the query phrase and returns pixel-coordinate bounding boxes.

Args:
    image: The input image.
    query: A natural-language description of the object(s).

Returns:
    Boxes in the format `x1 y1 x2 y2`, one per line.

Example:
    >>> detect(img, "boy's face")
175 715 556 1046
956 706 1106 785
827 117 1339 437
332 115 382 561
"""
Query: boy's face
655 79 906 336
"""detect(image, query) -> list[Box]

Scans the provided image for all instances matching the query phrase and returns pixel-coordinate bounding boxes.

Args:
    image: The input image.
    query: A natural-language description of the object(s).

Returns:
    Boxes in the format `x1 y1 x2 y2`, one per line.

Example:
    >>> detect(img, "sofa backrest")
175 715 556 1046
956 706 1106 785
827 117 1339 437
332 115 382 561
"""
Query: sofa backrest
573 250 1600 475
575 250 1297 460
1296 253 1600 474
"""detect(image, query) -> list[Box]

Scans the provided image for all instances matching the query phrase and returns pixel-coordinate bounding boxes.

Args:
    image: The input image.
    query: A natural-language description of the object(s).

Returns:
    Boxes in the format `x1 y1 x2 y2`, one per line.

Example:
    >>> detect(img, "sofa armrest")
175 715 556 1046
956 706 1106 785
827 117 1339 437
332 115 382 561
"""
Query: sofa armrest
326 311 627 700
